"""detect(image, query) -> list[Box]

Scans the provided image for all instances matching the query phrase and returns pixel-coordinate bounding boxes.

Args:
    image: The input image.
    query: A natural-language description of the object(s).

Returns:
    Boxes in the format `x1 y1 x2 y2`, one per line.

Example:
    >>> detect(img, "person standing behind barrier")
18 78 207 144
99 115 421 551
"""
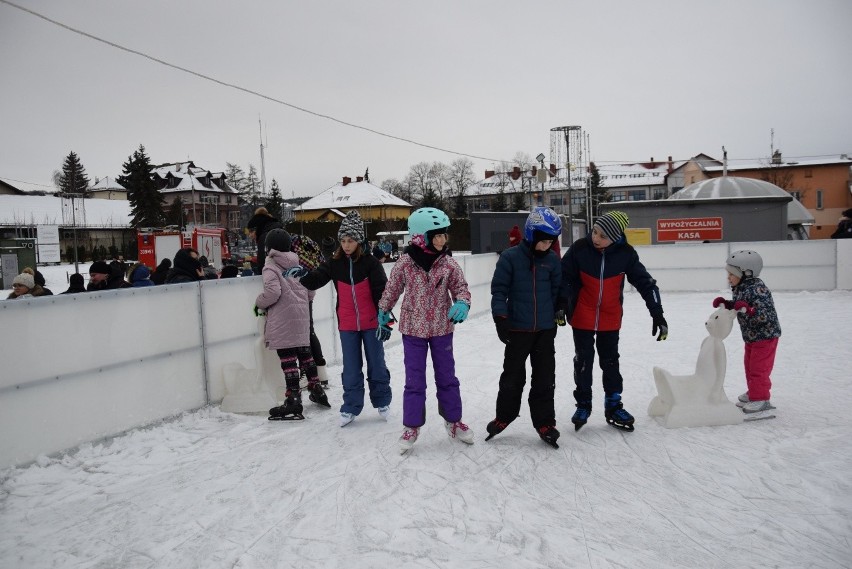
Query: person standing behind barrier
831 208 852 239
290 211 391 428
87 261 130 291
150 258 171 285
61 273 86 294
164 248 204 284
246 207 283 271
127 262 155 287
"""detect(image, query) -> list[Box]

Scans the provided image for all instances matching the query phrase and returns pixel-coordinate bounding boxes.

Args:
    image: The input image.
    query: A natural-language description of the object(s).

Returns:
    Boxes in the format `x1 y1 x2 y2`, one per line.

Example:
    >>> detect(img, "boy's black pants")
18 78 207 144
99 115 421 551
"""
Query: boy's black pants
495 328 557 429
572 328 622 407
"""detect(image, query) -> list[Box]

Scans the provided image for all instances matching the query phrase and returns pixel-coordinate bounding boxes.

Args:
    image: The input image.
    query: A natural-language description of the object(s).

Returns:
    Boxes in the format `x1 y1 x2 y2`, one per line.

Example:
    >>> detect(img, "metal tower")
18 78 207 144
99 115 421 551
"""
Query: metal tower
549 126 585 225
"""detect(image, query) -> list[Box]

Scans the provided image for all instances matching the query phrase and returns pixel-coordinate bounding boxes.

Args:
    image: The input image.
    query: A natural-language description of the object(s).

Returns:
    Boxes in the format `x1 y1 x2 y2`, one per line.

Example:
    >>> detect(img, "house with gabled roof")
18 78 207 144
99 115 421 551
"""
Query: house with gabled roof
295 176 412 222
151 161 242 233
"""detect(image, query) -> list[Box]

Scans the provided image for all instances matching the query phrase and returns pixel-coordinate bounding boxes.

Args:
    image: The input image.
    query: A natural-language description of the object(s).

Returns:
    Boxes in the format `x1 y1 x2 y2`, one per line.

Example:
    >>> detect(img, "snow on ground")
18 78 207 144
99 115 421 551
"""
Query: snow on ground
1 267 851 568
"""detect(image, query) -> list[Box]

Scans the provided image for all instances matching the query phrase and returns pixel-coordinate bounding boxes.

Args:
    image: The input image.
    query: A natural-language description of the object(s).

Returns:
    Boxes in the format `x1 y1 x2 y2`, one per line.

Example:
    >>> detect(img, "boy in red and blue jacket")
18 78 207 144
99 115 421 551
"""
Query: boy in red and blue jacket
559 211 668 432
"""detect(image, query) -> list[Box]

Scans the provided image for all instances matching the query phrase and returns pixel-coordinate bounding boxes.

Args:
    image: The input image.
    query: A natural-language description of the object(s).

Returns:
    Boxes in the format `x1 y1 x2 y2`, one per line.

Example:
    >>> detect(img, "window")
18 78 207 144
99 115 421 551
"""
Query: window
816 189 824 210
790 191 802 201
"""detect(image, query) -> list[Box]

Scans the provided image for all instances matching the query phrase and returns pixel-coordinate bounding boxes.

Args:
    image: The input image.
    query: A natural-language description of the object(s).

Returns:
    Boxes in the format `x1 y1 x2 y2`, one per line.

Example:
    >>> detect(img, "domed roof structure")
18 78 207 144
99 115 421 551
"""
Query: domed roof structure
671 176 814 225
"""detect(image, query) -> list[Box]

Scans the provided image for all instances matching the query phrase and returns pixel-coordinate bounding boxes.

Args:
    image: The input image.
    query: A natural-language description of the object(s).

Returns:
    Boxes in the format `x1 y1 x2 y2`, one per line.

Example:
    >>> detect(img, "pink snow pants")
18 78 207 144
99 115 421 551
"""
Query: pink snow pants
744 337 778 401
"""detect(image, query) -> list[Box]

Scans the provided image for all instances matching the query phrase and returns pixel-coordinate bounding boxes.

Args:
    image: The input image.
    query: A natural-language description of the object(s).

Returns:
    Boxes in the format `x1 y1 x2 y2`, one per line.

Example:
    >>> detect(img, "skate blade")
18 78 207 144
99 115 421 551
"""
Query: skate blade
541 439 559 449
606 419 635 432
268 414 305 421
484 433 496 441
743 411 776 422
573 422 586 432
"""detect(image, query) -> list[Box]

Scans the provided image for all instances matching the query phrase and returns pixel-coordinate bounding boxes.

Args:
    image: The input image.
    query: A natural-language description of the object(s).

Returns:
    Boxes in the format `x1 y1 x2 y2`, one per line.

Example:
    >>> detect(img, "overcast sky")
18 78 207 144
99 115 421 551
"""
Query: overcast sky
1 0 850 198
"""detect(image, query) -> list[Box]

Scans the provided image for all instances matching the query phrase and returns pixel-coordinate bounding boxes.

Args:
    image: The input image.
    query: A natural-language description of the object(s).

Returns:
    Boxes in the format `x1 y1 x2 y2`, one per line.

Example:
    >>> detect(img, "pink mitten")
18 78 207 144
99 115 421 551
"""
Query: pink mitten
712 297 734 309
733 300 755 316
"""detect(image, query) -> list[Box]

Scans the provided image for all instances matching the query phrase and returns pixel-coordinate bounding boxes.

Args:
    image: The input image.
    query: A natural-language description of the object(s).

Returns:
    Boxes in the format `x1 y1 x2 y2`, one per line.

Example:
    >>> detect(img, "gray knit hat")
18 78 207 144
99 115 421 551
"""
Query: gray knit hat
12 273 34 289
594 211 629 242
338 211 365 242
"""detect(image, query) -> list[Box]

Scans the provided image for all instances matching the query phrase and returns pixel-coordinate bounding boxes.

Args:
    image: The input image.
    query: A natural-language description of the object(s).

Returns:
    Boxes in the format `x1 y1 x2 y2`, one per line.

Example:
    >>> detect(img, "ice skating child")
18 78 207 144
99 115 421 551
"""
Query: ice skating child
713 250 781 414
487 207 563 448
291 211 392 427
377 207 474 453
559 211 668 432
255 229 330 421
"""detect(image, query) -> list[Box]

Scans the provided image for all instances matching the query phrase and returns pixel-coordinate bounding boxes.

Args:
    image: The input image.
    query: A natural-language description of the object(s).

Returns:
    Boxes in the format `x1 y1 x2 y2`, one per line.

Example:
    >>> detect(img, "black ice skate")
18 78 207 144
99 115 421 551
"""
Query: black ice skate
604 404 635 432
484 419 510 441
268 395 305 421
537 425 560 449
307 383 331 408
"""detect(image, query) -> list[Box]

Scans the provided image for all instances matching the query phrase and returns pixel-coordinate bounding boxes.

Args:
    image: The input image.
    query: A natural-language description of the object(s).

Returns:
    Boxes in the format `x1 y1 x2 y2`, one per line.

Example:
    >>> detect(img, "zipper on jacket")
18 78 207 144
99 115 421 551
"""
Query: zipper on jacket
532 262 538 331
594 252 605 330
348 256 361 331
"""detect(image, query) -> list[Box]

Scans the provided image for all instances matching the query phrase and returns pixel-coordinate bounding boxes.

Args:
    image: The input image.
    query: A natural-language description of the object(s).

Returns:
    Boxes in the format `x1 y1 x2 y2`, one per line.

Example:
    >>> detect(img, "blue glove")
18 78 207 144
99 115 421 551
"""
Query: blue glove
447 300 470 324
376 310 396 342
283 266 308 279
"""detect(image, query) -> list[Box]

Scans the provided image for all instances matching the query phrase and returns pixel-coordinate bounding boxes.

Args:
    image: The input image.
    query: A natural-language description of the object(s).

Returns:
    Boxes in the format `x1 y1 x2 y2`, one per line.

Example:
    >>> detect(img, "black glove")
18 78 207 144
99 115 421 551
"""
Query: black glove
494 316 511 344
253 305 265 317
555 309 567 327
652 314 668 341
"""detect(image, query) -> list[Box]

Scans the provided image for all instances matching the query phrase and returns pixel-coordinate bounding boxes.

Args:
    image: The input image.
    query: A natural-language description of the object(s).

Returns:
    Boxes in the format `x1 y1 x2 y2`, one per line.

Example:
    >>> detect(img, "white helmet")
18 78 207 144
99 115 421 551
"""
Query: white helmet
726 250 763 278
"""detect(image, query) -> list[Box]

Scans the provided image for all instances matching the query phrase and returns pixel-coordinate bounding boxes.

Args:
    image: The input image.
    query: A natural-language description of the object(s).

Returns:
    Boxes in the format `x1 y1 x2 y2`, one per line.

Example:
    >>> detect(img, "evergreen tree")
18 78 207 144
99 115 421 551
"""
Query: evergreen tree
493 188 507 212
511 192 526 211
165 197 184 227
117 145 165 228
580 161 610 220
265 179 283 219
244 164 261 208
57 151 91 197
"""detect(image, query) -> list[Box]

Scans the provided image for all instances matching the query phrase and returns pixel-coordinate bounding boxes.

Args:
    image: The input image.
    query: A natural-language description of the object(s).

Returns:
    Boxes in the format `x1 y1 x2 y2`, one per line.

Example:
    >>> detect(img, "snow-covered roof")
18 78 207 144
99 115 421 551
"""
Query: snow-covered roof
0 195 132 228
670 176 814 225
705 155 852 172
90 176 126 191
296 181 411 211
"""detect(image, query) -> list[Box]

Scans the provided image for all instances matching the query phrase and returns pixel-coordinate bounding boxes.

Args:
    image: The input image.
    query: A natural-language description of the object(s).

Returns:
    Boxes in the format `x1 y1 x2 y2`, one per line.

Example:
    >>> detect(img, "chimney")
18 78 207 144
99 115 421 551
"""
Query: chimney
356 176 363 182
342 176 351 186
511 166 521 180
549 163 557 176
531 165 537 176
667 155 673 173
485 170 495 179
771 150 782 164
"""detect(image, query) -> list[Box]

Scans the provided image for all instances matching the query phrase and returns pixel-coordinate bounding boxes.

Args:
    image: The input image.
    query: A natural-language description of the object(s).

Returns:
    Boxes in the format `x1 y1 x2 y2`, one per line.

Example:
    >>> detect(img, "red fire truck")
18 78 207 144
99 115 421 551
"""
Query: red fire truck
137 227 231 269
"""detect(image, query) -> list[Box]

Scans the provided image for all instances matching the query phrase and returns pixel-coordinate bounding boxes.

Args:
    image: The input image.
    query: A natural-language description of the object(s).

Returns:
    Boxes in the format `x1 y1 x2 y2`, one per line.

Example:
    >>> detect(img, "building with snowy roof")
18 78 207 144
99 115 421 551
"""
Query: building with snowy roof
151 161 241 232
600 176 814 244
89 176 127 200
295 176 412 222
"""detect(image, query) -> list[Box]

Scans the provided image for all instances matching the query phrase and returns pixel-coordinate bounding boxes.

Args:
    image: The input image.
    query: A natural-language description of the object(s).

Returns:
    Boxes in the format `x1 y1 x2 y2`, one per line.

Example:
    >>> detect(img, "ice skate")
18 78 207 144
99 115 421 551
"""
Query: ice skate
742 399 775 413
377 405 390 421
736 392 751 408
445 420 474 444
340 412 355 427
537 425 560 449
484 419 510 441
399 427 419 454
571 407 591 431
268 395 304 421
307 382 331 408
605 393 634 432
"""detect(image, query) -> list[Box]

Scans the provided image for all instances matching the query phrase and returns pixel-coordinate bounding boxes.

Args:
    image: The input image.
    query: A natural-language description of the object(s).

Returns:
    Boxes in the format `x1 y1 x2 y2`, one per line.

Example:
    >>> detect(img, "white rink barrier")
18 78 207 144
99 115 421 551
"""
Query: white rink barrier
1 240 850 468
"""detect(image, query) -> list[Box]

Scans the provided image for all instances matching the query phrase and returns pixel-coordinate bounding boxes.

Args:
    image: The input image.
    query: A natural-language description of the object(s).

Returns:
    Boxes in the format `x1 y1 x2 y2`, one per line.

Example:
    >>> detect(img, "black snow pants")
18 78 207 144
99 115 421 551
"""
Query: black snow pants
494 327 557 430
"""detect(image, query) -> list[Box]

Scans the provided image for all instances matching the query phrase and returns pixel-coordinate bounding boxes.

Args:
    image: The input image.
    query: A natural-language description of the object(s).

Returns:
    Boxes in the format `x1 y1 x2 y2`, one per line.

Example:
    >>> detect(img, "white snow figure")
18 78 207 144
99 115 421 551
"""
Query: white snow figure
647 305 744 428
220 316 286 413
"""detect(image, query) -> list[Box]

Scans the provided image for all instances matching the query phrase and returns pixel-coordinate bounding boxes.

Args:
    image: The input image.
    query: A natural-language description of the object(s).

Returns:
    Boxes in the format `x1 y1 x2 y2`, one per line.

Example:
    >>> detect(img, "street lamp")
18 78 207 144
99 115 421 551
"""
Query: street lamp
536 153 546 208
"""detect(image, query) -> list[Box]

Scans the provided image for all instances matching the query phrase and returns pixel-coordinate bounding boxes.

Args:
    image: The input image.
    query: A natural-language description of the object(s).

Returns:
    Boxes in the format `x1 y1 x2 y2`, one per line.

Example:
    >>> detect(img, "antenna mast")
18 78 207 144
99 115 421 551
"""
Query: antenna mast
259 118 267 198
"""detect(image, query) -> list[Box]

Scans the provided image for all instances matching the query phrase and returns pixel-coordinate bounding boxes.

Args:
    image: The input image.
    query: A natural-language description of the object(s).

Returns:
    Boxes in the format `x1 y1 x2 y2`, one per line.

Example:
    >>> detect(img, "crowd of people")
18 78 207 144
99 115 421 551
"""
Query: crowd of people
7 204 782 453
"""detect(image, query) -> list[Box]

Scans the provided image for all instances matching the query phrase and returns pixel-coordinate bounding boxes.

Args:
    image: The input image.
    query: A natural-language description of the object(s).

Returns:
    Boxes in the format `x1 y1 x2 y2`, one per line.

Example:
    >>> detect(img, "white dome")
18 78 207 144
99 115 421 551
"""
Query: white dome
671 176 814 225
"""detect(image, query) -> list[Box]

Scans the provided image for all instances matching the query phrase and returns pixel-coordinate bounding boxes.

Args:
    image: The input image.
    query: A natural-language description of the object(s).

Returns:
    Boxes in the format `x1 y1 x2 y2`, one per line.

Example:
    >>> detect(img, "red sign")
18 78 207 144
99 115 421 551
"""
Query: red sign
657 217 723 242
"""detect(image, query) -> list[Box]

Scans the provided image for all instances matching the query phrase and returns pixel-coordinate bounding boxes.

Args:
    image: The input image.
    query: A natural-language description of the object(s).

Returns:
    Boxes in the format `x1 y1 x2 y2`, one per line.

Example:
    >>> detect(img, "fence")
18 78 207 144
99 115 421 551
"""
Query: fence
1 239 849 468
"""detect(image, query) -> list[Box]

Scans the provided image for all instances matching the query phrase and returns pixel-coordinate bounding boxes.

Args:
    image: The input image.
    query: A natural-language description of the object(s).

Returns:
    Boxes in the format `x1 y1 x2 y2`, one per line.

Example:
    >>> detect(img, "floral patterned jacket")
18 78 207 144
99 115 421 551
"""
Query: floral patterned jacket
731 276 781 343
379 251 471 339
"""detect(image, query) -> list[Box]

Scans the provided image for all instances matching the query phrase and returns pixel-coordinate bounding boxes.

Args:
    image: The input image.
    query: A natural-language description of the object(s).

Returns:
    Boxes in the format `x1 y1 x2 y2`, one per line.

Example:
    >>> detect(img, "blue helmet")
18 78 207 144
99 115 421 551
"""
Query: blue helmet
408 207 450 238
524 207 562 242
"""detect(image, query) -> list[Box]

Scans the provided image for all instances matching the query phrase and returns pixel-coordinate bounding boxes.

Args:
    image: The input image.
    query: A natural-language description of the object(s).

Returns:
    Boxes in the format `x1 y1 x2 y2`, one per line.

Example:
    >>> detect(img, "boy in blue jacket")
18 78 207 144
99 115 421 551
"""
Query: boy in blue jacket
487 207 564 448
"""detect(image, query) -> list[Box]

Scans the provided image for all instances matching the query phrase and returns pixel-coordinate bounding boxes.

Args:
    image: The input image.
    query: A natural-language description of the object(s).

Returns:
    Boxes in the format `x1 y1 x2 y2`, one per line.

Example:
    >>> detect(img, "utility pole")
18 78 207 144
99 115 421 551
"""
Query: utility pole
259 118 267 199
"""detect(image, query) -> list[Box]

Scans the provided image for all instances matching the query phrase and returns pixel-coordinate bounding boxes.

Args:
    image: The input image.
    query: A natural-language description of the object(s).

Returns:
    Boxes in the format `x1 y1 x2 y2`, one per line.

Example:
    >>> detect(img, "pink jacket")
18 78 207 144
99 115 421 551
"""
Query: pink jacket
255 250 315 350
379 253 471 339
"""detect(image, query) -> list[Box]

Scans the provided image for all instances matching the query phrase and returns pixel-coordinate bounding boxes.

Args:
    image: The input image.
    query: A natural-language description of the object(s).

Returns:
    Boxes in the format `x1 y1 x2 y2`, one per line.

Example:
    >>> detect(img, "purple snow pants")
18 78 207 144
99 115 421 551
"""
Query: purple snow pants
402 333 462 428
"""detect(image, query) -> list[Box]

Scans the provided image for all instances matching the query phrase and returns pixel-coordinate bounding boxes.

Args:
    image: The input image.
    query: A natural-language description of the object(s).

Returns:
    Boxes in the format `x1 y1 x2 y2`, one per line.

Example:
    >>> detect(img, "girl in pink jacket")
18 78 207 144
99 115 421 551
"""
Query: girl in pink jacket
256 229 330 420
378 208 474 453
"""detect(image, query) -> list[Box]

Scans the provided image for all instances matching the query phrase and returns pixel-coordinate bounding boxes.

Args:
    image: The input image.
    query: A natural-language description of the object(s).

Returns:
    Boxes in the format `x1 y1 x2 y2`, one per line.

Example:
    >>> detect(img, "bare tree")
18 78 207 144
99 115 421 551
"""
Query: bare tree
446 158 476 217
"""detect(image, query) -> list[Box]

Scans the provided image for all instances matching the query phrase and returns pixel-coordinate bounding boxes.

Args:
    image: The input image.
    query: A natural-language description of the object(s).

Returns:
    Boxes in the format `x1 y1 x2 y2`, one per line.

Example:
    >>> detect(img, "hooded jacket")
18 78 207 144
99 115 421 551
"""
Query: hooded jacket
165 249 203 284
256 249 314 349
491 240 561 331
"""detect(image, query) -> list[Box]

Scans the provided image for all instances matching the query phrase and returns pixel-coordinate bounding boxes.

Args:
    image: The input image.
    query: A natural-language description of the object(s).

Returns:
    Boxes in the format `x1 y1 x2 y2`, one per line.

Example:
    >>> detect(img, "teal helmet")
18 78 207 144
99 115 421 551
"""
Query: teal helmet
408 207 450 239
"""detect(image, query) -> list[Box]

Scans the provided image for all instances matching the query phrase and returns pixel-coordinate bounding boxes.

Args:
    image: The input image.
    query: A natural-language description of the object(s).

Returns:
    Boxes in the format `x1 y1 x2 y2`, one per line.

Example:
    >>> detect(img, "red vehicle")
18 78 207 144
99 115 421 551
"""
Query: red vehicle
137 227 230 269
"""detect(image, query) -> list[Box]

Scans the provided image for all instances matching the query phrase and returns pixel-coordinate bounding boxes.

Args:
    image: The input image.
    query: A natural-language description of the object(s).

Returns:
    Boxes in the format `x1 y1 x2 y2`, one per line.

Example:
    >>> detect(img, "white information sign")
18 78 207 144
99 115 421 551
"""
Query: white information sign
37 224 61 264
